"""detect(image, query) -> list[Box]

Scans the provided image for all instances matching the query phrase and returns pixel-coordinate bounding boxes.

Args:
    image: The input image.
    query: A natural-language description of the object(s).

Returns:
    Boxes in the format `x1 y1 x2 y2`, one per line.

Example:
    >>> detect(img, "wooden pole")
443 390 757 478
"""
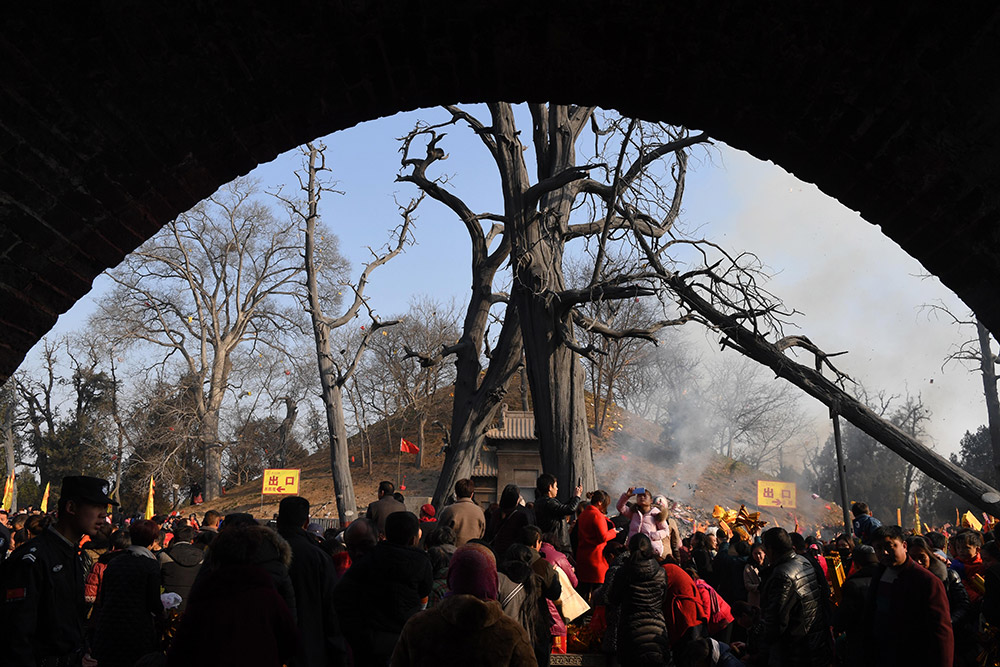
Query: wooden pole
831 410 852 538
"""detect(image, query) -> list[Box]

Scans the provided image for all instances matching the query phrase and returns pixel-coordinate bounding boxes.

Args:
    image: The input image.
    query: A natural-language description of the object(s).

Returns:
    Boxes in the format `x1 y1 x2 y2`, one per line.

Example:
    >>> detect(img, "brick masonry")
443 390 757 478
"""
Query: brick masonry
1 1 999 379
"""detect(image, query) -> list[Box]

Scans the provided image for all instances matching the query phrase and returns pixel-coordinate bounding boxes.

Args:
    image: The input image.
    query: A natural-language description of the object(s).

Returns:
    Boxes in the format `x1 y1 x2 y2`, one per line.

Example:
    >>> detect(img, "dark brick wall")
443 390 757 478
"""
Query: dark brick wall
1 1 999 379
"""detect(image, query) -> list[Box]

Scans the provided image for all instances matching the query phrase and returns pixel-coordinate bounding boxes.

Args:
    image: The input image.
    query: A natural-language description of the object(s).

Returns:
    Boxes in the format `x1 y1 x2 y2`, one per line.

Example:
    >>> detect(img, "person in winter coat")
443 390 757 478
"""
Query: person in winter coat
499 542 559 667
851 502 882 546
759 527 832 667
907 535 971 667
391 543 537 667
437 478 487 546
610 533 672 667
574 490 620 601
743 543 765 608
487 484 532 558
982 540 1000 627
593 542 629 658
534 474 582 554
540 534 577 649
167 525 299 667
191 514 297 620
366 480 406 536
653 496 682 559
277 496 348 667
833 544 880 666
334 511 433 666
712 535 750 605
84 528 131 612
863 525 953 667
661 561 705 650
617 487 669 559
158 523 204 613
685 567 735 643
91 519 164 667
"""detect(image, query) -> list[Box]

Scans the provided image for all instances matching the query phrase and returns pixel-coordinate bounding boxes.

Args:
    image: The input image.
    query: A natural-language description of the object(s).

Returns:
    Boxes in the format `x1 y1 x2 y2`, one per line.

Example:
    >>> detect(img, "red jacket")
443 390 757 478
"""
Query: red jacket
574 505 618 584
662 563 704 647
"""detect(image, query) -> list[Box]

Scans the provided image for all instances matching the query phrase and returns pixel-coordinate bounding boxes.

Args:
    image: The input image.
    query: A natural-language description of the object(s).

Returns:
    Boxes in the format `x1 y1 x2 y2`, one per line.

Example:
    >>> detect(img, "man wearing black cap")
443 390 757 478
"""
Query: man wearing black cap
1 475 117 666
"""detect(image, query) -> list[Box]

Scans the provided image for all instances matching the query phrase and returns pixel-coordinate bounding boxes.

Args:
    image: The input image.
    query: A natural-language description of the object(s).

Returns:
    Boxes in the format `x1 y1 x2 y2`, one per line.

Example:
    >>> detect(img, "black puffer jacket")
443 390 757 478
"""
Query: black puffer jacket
610 555 673 667
159 541 205 613
760 551 832 667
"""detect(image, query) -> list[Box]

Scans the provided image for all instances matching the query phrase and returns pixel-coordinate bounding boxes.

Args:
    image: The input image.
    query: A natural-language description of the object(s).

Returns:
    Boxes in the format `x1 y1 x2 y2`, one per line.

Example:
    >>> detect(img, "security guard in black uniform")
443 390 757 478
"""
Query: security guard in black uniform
0 476 117 667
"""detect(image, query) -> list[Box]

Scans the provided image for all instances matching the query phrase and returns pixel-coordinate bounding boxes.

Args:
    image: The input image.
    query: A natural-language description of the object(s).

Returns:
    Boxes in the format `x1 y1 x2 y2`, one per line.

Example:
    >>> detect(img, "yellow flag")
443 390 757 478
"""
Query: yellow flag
0 475 13 511
39 482 50 513
913 493 920 535
144 475 156 520
1 472 14 512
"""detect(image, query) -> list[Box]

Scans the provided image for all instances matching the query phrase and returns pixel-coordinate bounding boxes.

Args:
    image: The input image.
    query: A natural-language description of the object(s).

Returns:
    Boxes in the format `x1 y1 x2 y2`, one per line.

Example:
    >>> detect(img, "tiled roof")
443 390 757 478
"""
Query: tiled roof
485 411 537 441
472 448 498 477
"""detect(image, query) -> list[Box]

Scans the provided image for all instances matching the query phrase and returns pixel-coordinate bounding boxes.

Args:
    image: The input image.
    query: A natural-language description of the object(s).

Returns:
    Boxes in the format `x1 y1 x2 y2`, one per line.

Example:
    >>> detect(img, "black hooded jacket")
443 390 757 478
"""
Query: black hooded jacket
159 541 205 613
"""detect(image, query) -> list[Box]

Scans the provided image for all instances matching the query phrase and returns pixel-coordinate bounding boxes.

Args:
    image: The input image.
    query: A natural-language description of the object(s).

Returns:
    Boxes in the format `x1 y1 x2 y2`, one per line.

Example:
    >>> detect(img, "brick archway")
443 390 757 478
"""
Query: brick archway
2 2 998 378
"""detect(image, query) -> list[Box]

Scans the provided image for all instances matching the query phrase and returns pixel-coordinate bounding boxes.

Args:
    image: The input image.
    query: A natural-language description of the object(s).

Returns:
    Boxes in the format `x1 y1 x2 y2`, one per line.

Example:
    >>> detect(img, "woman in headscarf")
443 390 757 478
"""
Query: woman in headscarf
391 543 537 666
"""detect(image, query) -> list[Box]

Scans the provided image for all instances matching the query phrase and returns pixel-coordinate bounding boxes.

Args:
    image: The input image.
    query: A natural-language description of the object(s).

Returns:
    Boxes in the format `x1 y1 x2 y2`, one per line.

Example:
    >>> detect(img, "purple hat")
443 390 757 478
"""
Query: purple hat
447 544 498 601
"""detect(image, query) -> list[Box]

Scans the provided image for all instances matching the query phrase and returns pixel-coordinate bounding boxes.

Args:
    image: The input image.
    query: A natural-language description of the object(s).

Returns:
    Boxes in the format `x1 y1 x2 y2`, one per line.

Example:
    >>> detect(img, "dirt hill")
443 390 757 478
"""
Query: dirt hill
210 385 843 534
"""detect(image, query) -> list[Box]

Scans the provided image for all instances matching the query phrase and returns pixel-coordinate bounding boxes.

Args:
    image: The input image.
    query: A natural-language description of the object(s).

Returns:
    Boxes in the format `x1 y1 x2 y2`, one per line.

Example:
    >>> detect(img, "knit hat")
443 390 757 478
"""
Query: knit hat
447 543 498 600
419 504 436 521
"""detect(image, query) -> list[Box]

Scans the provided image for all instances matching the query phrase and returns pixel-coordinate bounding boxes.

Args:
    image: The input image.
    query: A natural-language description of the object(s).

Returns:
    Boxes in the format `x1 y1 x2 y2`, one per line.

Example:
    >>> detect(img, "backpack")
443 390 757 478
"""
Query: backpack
694 579 732 634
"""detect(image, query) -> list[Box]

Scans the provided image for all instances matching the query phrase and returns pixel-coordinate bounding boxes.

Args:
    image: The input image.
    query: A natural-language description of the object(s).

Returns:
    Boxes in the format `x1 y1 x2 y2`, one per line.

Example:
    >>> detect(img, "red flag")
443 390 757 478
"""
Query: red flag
399 438 419 454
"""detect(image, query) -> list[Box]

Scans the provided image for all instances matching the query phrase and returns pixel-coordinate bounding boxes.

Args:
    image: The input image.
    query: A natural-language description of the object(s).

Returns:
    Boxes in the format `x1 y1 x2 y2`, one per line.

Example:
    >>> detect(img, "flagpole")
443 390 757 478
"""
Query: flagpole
397 443 401 489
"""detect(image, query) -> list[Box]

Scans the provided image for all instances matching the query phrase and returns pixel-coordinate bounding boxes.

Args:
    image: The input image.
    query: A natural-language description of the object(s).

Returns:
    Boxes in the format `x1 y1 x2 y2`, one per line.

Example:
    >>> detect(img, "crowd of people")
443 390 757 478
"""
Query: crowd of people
1 475 999 666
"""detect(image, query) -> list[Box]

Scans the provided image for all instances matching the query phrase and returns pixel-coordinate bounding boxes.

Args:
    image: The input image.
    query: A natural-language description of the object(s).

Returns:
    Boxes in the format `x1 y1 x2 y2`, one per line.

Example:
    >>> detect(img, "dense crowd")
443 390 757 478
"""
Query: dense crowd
1 474 999 666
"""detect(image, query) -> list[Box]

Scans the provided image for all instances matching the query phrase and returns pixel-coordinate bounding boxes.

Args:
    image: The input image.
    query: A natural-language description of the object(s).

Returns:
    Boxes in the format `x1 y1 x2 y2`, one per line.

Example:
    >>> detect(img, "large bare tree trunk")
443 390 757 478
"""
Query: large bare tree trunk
977 319 1000 486
322 382 358 524
514 283 597 494
303 149 358 525
201 408 223 501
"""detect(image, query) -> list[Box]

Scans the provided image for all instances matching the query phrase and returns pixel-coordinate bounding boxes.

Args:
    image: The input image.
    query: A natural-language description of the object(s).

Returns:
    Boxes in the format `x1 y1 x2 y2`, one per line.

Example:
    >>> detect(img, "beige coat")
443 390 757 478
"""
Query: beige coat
438 497 486 546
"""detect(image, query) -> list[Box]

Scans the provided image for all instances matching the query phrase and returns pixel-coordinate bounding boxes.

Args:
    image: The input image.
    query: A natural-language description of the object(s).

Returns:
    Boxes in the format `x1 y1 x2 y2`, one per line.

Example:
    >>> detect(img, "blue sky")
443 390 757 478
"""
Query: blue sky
30 105 989 462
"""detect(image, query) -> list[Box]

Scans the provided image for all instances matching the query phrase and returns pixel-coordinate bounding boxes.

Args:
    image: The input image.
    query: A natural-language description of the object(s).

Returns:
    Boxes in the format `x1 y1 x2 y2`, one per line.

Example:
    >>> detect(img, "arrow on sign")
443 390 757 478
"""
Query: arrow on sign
275 487 285 493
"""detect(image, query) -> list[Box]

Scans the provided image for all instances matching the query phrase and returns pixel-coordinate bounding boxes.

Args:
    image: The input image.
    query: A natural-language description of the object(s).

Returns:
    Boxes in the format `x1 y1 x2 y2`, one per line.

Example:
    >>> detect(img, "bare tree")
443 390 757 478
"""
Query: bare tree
94 178 304 501
706 356 806 471
399 105 707 495
923 303 1000 485
368 298 459 468
397 120 523 504
281 142 413 525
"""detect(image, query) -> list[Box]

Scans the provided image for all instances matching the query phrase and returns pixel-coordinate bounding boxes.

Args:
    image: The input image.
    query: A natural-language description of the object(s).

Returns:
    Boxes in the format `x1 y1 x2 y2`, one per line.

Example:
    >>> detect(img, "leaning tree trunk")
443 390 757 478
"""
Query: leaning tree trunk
667 272 1000 517
976 319 1000 486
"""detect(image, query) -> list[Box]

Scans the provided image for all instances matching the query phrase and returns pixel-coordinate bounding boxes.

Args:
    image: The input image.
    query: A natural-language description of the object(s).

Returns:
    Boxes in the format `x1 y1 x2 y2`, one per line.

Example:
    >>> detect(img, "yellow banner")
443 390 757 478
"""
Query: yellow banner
262 469 300 495
757 480 797 509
